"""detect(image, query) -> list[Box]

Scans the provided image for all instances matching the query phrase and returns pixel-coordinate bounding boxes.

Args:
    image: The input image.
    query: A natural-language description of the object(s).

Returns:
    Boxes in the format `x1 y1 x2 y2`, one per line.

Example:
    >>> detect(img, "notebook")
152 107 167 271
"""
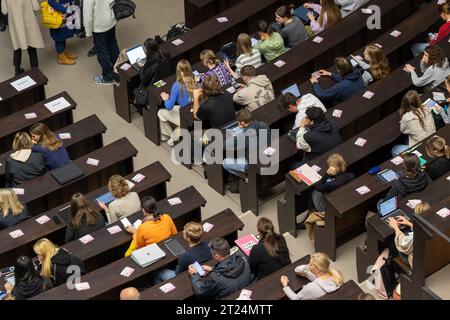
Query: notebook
51 163 84 185
290 164 322 186
131 243 166 268
234 234 259 256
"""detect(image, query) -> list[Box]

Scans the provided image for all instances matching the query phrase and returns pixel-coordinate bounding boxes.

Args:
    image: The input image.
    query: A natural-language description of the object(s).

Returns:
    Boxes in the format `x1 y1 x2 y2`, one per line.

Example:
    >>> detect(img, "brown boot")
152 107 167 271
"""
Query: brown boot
64 50 77 59
58 53 76 65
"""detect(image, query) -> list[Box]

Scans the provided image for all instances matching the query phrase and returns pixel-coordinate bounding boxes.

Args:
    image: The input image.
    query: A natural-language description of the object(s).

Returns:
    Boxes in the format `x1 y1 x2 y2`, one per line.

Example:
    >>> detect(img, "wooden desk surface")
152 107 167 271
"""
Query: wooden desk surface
31 209 244 300
0 68 47 102
0 162 171 269
17 138 138 213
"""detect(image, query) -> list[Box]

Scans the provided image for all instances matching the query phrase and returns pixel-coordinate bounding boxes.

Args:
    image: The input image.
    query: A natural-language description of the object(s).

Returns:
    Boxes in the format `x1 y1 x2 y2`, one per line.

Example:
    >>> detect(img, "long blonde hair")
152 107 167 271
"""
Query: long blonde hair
33 238 57 279
176 59 196 100
310 252 344 287
0 189 25 217
29 123 63 152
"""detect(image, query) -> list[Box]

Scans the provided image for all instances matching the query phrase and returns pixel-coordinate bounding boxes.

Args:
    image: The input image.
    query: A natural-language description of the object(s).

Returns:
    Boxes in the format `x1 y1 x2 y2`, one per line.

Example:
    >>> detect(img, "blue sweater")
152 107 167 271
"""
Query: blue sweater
164 81 191 110
175 242 212 274
32 144 71 170
0 208 29 231
312 71 364 105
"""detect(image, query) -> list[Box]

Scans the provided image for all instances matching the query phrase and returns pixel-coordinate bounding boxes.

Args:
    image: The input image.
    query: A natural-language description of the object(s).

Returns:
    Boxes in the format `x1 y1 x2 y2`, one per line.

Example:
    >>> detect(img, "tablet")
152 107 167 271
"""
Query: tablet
377 169 398 183
164 238 186 256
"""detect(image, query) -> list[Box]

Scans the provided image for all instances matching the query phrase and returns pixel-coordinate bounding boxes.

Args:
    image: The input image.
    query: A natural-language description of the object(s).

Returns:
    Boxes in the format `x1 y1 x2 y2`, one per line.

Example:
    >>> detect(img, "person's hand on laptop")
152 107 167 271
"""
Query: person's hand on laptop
307 12 316 22
97 200 109 213
395 216 413 228
386 217 400 230
319 69 332 77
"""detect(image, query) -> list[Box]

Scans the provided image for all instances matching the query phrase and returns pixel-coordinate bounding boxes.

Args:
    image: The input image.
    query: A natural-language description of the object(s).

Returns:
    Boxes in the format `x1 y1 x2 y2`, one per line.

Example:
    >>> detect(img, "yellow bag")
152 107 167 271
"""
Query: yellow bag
124 239 136 257
41 1 64 29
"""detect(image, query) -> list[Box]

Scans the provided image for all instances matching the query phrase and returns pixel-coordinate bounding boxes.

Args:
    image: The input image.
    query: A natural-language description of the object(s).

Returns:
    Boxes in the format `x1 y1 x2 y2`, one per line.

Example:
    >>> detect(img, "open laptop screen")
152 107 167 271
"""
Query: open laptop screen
126 45 146 65
282 84 301 98
379 196 398 218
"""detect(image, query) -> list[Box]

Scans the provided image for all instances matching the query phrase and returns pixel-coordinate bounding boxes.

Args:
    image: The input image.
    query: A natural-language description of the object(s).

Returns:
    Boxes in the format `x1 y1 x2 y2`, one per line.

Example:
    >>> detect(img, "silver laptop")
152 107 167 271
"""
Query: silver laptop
131 243 166 268
378 196 409 228
282 84 301 98
126 45 147 70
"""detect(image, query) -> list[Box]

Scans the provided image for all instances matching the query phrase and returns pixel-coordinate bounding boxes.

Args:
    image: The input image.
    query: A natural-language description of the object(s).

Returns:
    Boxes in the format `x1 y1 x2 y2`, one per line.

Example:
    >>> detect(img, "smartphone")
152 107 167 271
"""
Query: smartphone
192 261 206 277
193 70 200 77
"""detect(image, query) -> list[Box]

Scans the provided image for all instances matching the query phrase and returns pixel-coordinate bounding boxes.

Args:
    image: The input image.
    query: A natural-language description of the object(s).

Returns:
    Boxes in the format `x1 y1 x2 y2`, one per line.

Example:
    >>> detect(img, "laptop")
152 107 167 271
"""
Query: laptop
376 169 398 184
282 84 301 98
126 45 147 71
163 238 186 256
51 163 84 185
378 196 409 227
131 243 166 268
52 207 72 225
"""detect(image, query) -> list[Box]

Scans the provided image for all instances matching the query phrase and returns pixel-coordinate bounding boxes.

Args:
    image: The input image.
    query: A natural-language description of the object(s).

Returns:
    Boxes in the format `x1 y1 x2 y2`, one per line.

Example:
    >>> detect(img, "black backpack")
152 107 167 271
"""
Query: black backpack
0 12 7 32
166 23 190 41
112 0 136 20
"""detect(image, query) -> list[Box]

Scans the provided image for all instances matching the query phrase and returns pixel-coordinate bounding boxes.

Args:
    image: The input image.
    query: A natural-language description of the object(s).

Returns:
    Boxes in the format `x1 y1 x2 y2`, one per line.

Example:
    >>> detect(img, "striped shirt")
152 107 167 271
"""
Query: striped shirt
235 49 263 77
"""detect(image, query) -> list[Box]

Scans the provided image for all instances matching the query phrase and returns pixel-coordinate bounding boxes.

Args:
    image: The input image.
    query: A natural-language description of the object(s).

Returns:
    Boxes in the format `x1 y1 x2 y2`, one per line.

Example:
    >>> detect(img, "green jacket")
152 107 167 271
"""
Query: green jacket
254 32 286 61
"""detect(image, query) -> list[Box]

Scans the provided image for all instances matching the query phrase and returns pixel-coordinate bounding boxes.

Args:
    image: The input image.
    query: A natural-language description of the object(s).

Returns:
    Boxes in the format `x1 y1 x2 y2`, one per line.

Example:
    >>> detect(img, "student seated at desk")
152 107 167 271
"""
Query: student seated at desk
391 90 436 156
153 222 213 284
158 59 196 146
5 132 46 187
3 256 52 300
189 238 253 300
310 57 364 106
303 154 355 241
249 217 291 280
359 44 390 86
280 252 344 300
198 49 232 88
274 5 308 48
254 20 286 62
385 154 431 200
411 3 450 57
335 0 369 18
279 92 326 130
372 203 430 299
224 33 262 79
29 123 71 171
124 196 177 257
425 135 450 180
135 38 173 114
295 107 342 163
404 45 450 93
65 193 106 243
0 188 29 231
33 238 85 287
222 109 271 192
303 0 342 36
97 175 141 224
433 75 450 128
193 76 236 129
232 65 275 111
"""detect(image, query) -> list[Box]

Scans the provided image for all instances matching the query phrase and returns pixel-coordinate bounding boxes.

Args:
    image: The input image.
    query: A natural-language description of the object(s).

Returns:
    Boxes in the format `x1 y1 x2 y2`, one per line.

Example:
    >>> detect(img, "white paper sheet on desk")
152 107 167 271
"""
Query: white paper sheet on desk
10 75 36 92
44 97 71 113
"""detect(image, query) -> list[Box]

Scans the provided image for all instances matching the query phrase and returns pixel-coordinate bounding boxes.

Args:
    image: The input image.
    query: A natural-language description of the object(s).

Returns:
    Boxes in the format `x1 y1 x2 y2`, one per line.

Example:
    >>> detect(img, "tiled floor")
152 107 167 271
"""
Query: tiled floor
1 0 446 299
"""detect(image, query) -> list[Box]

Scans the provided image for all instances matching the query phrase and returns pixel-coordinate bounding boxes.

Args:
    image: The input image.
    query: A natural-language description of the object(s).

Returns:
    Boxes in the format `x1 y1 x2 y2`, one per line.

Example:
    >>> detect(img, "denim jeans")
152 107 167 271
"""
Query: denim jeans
93 26 120 81
153 268 176 284
55 40 66 54
411 43 428 58
391 144 409 157
311 189 325 212
223 157 248 174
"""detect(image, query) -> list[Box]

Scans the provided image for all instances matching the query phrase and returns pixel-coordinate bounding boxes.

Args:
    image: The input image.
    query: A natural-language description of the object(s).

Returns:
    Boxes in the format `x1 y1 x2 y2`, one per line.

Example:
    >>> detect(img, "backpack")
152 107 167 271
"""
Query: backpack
165 23 190 41
0 12 7 32
112 0 136 20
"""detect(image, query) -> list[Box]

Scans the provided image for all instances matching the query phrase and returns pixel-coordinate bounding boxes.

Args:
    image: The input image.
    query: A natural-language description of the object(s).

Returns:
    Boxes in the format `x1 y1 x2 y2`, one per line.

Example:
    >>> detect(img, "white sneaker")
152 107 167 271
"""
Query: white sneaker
167 138 174 147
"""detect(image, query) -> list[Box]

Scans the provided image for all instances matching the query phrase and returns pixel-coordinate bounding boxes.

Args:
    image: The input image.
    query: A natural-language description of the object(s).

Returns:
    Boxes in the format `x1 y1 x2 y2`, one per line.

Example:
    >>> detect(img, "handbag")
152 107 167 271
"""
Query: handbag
41 1 64 29
0 12 7 32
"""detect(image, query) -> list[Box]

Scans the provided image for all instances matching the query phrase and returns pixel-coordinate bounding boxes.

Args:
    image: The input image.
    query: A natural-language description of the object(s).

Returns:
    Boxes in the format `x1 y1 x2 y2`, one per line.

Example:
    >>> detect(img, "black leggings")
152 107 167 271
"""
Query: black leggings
13 47 38 73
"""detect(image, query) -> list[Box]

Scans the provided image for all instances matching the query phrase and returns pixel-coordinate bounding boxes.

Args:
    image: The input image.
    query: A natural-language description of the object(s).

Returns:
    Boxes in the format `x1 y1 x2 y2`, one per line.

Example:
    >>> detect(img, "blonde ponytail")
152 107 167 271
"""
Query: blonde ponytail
329 269 344 287
33 238 57 279
310 252 344 287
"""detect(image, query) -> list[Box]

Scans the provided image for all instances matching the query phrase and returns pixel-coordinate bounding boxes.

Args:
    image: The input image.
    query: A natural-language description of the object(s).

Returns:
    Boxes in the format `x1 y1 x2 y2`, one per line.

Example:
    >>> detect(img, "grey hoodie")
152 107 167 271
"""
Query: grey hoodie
233 75 275 111
283 271 340 300
411 58 450 92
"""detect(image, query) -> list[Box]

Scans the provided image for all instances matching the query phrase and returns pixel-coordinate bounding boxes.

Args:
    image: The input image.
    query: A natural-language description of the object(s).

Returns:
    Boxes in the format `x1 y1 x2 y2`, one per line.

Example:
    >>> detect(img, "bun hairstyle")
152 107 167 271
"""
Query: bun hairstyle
257 217 280 258
141 196 160 220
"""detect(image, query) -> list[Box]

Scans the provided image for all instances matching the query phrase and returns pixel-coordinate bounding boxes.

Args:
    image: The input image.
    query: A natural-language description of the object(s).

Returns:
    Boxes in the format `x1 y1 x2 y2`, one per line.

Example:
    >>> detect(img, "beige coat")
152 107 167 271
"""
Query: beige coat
1 0 45 50
399 108 436 146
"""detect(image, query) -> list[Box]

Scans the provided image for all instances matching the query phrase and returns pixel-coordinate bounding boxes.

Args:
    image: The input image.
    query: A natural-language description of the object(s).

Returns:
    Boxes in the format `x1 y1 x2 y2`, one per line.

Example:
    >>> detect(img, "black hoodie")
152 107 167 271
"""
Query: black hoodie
304 118 343 161
385 171 431 200
49 249 85 286
12 276 52 300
